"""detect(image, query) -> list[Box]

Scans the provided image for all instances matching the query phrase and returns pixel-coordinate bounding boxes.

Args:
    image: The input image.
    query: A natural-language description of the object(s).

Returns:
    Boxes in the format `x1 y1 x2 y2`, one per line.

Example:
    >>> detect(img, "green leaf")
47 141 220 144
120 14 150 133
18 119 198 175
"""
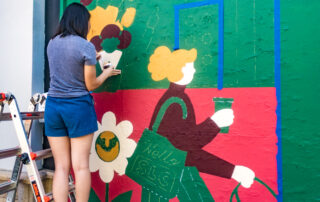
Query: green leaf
89 188 100 202
112 191 133 202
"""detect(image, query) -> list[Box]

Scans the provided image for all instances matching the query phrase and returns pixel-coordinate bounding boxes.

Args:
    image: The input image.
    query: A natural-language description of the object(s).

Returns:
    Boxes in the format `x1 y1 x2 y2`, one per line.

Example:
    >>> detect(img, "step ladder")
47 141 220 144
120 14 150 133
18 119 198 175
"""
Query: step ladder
0 92 76 202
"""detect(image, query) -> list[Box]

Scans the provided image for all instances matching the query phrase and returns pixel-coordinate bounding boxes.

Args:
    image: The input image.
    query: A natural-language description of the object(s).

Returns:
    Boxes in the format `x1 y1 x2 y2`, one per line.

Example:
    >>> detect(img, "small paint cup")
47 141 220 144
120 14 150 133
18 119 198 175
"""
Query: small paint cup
103 61 112 69
213 97 234 133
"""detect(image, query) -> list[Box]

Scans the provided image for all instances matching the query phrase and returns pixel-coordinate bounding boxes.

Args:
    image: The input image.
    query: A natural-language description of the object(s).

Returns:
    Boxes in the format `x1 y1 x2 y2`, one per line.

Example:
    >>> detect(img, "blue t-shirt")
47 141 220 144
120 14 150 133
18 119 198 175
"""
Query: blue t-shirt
47 34 96 97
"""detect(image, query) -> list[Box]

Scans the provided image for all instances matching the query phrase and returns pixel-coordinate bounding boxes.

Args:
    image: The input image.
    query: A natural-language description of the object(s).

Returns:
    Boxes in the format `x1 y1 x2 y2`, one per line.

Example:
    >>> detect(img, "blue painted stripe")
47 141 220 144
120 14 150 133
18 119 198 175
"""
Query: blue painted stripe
175 0 219 10
174 0 224 89
218 0 224 90
274 0 283 201
174 7 180 50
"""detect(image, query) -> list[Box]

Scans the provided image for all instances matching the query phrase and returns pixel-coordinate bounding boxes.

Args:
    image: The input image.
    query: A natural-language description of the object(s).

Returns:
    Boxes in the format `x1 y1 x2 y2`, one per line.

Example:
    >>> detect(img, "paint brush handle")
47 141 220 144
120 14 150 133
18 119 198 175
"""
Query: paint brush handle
103 61 112 69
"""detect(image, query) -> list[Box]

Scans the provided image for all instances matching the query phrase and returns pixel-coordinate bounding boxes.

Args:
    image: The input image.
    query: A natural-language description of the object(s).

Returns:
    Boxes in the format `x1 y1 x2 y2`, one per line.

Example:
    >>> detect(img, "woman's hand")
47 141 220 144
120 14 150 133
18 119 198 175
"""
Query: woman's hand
102 66 121 78
84 65 121 91
96 52 101 60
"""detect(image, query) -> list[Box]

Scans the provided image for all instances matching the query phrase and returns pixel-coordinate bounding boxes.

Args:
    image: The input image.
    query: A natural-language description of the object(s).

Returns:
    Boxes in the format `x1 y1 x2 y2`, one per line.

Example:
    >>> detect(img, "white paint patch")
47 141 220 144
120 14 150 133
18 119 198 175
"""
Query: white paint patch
175 62 196 86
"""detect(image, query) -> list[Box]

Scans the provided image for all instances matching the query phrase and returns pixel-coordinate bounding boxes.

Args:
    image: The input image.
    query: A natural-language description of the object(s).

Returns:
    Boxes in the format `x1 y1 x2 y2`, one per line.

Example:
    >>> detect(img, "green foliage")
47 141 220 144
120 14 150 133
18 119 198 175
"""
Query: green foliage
112 191 133 202
101 38 120 53
89 188 100 202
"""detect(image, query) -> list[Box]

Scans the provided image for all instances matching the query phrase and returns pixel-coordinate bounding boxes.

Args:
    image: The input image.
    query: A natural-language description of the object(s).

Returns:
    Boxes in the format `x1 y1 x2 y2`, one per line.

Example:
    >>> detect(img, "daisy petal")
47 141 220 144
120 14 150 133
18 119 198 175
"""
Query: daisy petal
116 120 133 138
99 165 115 183
101 112 116 130
112 157 128 175
89 153 99 172
120 139 137 158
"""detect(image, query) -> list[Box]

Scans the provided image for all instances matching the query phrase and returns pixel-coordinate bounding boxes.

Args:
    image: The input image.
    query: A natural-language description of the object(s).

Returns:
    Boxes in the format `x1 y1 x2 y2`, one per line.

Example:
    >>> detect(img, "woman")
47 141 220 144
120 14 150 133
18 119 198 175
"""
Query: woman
147 46 255 200
45 3 120 202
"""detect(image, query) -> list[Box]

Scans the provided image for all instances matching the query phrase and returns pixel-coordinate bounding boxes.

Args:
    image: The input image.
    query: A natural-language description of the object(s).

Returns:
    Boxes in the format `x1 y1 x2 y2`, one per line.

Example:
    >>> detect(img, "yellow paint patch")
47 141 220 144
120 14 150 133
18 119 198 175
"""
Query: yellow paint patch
96 131 120 162
121 8 136 27
87 6 136 41
88 6 120 40
148 46 197 82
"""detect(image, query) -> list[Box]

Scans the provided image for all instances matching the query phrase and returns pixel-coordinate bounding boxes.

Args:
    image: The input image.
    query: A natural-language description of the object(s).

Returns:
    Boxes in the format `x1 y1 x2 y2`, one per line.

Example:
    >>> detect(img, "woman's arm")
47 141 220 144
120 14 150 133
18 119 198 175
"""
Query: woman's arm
84 65 121 91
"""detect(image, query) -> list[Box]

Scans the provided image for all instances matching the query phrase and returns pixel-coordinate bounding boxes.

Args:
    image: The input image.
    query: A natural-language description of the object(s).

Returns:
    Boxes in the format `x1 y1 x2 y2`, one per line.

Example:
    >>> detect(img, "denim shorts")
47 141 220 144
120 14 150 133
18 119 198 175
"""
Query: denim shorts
44 94 98 138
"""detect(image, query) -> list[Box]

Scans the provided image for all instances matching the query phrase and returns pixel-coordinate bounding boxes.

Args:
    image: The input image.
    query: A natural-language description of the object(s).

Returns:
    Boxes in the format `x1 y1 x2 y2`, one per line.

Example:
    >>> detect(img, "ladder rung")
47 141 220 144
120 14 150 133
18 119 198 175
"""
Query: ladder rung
45 192 53 202
0 112 44 121
45 183 75 201
31 149 52 160
68 183 75 192
0 147 20 159
0 180 17 195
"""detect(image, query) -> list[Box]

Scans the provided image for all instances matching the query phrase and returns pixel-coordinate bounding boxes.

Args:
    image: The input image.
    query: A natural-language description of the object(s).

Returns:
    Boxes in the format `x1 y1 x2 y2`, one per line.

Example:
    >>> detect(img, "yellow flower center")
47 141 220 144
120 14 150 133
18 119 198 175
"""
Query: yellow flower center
95 131 120 162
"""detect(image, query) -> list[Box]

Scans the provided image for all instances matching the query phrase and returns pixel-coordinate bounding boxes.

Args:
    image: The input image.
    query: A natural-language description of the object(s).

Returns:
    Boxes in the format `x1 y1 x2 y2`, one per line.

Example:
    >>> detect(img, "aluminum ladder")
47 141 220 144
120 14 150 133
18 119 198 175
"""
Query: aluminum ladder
0 92 76 202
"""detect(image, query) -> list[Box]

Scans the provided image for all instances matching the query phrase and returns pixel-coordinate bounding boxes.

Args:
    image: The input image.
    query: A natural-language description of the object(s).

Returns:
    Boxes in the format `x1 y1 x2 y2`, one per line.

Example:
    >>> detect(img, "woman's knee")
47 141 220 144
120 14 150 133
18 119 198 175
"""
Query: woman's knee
55 162 71 175
72 161 89 173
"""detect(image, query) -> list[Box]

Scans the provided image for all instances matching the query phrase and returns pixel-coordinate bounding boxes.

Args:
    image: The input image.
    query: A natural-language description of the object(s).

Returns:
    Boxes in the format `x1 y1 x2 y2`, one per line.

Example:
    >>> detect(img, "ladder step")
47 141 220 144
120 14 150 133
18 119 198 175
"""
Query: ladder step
0 147 20 159
45 192 53 202
68 183 75 192
31 149 52 160
0 180 17 195
45 183 75 201
0 112 44 121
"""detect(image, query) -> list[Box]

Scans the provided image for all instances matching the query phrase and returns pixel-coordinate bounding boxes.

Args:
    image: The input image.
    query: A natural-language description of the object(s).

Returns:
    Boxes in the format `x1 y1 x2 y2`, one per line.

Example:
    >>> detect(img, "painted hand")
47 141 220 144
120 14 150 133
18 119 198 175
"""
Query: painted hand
231 165 255 188
211 109 234 128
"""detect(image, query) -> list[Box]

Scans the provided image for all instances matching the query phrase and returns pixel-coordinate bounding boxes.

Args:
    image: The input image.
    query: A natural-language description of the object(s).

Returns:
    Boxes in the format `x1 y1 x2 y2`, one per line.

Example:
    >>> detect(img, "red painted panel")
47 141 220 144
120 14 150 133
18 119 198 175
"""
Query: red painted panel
91 87 278 202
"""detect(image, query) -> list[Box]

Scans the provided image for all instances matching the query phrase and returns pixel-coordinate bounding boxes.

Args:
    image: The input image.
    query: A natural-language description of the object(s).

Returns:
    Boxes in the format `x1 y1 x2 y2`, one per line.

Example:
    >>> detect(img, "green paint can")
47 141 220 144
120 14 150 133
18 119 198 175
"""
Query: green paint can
213 97 234 133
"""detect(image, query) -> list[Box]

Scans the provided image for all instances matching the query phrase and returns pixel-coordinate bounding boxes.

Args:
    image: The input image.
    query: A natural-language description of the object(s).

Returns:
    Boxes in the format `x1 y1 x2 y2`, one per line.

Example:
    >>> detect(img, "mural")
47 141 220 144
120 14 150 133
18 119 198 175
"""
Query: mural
61 0 281 201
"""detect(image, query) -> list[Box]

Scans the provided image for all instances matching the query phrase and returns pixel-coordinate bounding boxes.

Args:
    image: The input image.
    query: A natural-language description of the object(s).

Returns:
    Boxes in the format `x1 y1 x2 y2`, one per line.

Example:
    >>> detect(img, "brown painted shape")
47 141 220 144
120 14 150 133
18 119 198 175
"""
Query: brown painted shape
117 30 131 49
90 36 103 52
80 0 92 6
185 150 235 178
93 24 132 51
101 24 121 39
149 83 235 178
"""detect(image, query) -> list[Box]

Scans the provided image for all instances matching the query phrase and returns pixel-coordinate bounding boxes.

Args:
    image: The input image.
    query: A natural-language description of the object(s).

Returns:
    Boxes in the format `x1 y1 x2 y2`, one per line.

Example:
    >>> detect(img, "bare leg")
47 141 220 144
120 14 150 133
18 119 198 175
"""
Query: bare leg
48 136 71 202
71 134 94 202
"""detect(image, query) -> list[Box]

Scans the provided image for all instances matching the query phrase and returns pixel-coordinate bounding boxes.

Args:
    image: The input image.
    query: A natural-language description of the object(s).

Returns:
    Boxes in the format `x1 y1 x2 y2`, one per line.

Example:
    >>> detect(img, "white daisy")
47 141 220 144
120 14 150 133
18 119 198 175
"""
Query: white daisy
89 111 137 183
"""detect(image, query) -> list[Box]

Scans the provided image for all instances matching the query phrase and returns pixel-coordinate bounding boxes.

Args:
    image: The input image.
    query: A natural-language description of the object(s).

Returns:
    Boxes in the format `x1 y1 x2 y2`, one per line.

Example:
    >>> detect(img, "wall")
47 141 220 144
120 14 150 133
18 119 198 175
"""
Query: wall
61 0 319 201
281 0 320 201
0 0 45 170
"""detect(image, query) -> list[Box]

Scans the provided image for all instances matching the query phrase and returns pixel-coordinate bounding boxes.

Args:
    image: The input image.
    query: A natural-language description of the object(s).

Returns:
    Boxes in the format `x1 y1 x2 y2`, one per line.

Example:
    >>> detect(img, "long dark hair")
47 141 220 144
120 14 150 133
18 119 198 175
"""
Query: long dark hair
53 3 90 39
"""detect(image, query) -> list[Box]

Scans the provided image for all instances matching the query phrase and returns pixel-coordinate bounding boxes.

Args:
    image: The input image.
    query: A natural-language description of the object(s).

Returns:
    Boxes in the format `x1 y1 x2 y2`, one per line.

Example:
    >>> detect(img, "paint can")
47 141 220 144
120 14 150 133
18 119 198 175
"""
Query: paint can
213 97 234 133
103 61 112 69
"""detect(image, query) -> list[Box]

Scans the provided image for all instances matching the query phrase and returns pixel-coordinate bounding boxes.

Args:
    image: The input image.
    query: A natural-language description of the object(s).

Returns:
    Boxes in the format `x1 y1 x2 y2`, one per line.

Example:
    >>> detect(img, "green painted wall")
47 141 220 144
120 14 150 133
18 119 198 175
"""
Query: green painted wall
122 0 274 89
281 0 320 201
59 0 320 201
62 0 275 90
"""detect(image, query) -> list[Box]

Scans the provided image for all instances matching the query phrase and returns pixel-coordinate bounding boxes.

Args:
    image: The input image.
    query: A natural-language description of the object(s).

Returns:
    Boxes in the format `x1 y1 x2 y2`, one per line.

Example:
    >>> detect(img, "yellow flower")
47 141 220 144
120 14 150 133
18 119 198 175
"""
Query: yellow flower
87 6 136 41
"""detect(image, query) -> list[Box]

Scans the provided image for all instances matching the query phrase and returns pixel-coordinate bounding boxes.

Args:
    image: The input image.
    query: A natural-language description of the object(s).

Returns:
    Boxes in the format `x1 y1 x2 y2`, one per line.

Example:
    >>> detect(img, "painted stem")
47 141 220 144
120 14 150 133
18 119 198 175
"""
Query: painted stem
255 177 277 198
105 183 109 202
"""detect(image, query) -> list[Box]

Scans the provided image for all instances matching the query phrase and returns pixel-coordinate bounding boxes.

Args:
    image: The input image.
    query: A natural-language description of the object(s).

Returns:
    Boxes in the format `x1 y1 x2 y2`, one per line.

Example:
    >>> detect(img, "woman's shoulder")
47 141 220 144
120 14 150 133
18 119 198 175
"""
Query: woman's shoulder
57 35 94 49
67 35 95 51
51 34 86 44
63 35 87 45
